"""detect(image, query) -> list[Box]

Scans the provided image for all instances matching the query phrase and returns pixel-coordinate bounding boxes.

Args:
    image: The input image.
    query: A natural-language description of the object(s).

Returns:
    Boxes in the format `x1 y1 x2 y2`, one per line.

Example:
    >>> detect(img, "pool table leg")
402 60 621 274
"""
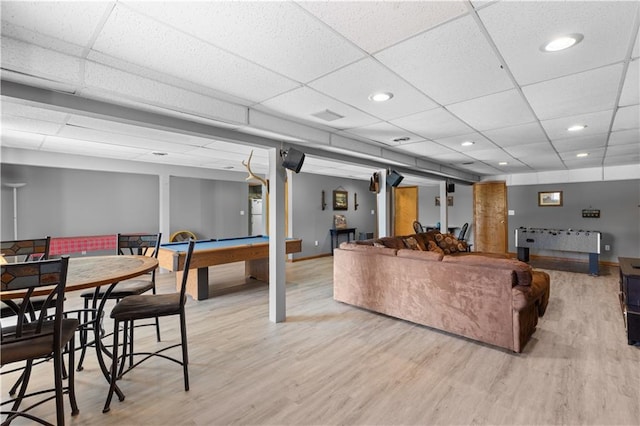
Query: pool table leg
177 267 210 300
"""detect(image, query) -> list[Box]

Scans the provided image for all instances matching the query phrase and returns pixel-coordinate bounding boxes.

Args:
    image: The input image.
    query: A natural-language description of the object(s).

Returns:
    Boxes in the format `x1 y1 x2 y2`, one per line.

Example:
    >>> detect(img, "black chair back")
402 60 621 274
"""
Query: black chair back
1 237 51 262
117 233 161 256
178 240 196 303
412 221 424 234
458 223 469 241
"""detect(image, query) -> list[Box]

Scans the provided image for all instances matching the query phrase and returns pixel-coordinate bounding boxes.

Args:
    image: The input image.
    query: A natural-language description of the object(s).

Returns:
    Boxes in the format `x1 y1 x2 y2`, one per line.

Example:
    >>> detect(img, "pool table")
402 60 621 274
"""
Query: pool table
158 236 302 300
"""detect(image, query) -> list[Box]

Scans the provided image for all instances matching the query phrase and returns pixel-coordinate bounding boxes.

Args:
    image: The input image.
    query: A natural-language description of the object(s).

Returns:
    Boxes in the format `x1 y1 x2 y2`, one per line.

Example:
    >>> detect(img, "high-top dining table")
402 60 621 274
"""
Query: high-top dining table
1 255 159 401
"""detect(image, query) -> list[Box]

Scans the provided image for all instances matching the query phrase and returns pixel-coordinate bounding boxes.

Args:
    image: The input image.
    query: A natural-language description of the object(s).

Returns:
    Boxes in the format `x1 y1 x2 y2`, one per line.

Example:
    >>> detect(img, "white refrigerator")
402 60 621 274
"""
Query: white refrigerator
250 199 263 236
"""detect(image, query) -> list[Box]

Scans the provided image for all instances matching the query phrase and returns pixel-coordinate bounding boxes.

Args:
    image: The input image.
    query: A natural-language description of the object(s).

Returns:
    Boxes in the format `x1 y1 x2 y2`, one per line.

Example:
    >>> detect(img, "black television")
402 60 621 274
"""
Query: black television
387 170 404 187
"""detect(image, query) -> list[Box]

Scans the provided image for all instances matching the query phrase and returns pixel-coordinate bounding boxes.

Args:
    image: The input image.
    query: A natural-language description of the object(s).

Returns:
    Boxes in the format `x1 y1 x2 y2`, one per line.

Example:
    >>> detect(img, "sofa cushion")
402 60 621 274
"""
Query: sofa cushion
397 249 443 262
338 243 398 257
376 237 407 250
442 255 533 286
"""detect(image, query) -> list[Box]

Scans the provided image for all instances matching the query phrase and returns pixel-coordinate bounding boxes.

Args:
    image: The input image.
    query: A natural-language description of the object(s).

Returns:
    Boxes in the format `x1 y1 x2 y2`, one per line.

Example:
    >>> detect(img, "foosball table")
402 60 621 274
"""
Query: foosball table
514 227 601 276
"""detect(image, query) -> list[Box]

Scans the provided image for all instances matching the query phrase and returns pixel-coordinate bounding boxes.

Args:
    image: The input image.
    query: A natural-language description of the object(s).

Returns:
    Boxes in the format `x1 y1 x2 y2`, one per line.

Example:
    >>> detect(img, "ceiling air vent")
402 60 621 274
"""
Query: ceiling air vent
311 109 344 122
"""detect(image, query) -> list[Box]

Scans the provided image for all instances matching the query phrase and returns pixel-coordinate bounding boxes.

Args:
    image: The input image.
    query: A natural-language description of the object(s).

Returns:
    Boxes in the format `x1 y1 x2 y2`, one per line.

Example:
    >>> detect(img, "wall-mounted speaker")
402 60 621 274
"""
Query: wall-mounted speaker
387 170 404 187
281 147 305 173
447 183 455 193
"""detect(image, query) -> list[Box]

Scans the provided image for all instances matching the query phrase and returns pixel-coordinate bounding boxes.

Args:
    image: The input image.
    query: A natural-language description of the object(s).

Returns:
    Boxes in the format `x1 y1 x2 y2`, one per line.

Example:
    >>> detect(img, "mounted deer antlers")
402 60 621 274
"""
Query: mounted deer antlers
242 150 269 191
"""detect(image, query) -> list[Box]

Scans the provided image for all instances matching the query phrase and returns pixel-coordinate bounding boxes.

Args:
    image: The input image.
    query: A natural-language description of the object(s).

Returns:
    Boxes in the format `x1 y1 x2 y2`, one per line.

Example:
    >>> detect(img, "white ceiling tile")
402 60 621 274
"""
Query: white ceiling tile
2 115 65 135
297 1 468 53
552 133 608 153
619 59 639 107
520 155 566 171
604 153 640 167
633 27 640 59
523 64 624 120
464 148 513 162
259 87 380 130
393 140 459 158
82 62 248 126
1 21 86 57
92 4 298 104
308 57 438 121
342 121 422 146
432 132 495 153
1 1 113 47
541 110 614 141
2 100 69 123
376 14 513 105
563 155 605 169
457 162 503 175
1 38 82 86
612 105 640 131
479 1 638 85
0 129 45 149
609 128 640 146
428 151 477 164
123 1 364 83
606 143 640 157
504 142 557 158
447 89 536 131
482 122 549 147
41 134 148 158
390 108 473 140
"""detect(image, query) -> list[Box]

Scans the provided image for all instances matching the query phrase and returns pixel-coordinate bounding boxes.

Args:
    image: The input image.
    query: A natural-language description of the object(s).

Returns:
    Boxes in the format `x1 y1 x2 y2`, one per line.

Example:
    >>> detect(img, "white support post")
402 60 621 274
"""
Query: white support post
159 174 171 244
268 148 286 323
439 181 448 234
376 169 388 237
4 183 26 240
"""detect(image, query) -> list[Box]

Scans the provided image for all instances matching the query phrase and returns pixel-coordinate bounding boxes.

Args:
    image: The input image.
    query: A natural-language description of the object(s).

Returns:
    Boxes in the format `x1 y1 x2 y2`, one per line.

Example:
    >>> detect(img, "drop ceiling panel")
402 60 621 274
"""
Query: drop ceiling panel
559 147 605 161
376 14 513 105
298 1 467 53
1 129 45 149
522 64 623 120
308 58 438 121
259 87 380 130
464 148 513 162
479 1 638 85
41 135 148 158
609 128 640 146
541 110 614 141
92 4 298 104
520 155 566 171
2 116 65 135
447 89 536 131
342 122 424 146
552 133 608 153
1 1 112 47
619 59 639 107
124 1 364 83
390 108 474 140
607 143 640 157
2 38 82 86
432 132 496 153
482 122 549 147
612 105 640 131
2 101 69 124
393 140 459 158
82 63 248 126
504 142 558 158
1 21 86 57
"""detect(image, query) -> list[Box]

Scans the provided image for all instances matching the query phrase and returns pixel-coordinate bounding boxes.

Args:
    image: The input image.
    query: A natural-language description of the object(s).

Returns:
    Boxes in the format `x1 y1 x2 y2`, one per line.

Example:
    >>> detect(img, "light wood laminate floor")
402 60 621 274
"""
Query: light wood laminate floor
2 257 638 425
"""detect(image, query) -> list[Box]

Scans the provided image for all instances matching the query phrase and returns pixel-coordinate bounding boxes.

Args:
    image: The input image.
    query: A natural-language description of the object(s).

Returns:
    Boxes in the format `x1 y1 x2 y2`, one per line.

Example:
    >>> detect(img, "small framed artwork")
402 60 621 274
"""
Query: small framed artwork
538 191 563 207
333 190 348 210
333 214 347 229
435 195 454 207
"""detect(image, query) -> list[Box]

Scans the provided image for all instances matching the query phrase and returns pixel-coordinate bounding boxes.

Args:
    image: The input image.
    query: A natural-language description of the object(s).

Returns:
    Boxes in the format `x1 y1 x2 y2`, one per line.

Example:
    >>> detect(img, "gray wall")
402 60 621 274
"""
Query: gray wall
170 176 248 239
2 164 638 263
1 164 159 239
291 172 377 257
506 180 640 262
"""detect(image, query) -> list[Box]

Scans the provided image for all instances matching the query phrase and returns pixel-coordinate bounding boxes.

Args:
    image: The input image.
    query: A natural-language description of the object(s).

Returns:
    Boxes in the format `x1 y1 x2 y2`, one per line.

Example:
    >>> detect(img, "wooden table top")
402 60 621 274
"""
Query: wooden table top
1 255 158 300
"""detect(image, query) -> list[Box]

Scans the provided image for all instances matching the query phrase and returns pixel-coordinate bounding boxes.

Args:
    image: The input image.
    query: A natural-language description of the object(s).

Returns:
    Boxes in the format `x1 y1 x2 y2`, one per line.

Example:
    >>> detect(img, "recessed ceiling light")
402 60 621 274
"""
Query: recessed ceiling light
368 92 393 102
567 124 587 132
541 34 584 52
152 151 168 156
576 152 589 158
498 161 508 165
461 141 475 147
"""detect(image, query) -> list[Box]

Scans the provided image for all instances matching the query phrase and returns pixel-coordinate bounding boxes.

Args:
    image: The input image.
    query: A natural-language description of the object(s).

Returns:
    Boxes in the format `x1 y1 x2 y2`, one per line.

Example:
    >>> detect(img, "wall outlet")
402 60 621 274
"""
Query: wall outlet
240 210 245 215
81 250 86 255
314 241 319 246
605 244 610 251
371 209 375 215
508 210 515 216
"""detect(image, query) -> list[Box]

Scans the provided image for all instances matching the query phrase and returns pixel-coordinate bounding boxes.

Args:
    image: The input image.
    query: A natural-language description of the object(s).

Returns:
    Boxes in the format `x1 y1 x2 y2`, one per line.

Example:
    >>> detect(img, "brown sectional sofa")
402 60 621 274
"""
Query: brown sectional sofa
333 234 550 353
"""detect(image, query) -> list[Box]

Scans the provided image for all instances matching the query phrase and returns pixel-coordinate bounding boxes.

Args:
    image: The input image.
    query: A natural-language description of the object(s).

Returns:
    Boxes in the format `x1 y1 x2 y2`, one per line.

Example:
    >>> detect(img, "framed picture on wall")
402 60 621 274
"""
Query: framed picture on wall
333 190 348 210
538 191 563 206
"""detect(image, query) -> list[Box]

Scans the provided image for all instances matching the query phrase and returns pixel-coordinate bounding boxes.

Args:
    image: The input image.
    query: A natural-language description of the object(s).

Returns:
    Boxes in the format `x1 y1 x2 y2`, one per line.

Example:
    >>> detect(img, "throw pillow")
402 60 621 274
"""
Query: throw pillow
436 233 463 254
403 236 422 250
427 240 445 255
